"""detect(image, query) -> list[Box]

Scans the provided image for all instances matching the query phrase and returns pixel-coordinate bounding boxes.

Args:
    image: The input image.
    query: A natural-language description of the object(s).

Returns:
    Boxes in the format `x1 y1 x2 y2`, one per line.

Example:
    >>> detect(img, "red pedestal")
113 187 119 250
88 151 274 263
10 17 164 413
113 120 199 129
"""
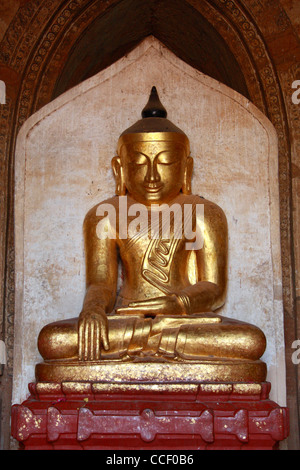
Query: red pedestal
11 382 289 450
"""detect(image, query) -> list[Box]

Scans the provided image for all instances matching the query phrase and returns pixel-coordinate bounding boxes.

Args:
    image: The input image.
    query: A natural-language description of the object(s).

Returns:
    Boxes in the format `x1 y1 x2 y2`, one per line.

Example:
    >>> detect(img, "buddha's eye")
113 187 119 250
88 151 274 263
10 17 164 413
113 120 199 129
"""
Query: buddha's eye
129 153 147 166
157 152 179 165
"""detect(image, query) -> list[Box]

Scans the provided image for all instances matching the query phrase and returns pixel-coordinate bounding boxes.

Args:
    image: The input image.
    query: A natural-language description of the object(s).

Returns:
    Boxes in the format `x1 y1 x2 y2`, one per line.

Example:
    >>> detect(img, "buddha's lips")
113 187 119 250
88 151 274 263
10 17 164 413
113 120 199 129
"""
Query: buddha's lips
144 184 163 193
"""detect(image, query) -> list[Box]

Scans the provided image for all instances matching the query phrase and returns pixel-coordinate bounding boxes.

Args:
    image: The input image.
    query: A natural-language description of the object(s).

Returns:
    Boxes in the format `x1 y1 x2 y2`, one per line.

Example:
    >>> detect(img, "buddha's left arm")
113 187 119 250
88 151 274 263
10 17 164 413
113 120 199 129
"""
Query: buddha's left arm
178 200 228 313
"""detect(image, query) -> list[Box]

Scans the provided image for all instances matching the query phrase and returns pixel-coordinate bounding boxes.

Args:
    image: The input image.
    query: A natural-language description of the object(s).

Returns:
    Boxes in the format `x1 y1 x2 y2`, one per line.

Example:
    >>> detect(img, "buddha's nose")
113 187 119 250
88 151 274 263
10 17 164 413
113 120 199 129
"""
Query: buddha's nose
145 160 161 184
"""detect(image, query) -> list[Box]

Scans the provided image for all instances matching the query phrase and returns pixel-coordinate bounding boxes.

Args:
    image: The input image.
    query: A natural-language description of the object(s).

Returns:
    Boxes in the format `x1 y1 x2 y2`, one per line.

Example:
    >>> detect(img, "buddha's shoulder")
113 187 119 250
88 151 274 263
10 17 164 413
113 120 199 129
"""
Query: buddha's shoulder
181 194 227 232
181 193 226 215
84 196 120 225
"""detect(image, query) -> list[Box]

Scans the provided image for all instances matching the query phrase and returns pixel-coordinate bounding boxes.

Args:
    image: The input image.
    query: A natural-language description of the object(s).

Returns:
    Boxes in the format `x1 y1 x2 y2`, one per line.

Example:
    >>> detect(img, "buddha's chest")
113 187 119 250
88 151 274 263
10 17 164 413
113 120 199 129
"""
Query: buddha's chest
118 235 190 292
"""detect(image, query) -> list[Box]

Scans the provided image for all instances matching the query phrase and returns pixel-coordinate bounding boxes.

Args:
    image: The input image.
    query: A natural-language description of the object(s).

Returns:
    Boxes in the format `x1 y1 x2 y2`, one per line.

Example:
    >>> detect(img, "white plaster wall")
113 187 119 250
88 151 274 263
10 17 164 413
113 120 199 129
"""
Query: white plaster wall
13 37 285 405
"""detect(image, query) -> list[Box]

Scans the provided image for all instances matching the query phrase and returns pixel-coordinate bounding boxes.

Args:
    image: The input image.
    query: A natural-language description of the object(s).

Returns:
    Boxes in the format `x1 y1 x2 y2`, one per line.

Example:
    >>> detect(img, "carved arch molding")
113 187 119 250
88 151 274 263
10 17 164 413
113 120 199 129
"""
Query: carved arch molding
0 0 300 448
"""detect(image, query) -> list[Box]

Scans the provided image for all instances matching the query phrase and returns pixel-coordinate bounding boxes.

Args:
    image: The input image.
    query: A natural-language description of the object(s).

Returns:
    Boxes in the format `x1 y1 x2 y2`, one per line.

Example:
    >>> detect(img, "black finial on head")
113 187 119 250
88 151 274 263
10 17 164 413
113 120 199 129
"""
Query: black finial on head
142 86 167 118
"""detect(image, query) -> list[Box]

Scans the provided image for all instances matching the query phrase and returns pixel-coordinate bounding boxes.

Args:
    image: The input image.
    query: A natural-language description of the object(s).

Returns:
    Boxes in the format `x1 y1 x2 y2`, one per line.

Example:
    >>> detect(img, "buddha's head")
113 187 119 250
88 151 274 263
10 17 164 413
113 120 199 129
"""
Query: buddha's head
112 87 193 205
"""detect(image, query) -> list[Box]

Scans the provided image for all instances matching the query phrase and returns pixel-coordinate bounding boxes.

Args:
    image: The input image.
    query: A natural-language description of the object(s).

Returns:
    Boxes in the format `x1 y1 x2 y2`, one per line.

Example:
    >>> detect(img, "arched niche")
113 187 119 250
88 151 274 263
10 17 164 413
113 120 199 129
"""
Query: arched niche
51 0 249 101
13 38 285 407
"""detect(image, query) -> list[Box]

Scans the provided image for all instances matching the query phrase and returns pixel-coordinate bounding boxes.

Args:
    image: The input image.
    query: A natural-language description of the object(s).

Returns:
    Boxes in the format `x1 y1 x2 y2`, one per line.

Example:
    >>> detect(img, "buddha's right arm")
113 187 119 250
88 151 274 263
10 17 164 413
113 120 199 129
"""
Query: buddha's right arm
82 284 116 314
81 207 119 314
77 206 118 359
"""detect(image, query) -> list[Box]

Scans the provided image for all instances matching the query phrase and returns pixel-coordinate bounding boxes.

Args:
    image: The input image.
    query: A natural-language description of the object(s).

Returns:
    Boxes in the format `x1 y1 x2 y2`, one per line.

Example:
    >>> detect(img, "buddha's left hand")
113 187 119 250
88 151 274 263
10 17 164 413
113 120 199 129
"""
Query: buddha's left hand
116 294 186 316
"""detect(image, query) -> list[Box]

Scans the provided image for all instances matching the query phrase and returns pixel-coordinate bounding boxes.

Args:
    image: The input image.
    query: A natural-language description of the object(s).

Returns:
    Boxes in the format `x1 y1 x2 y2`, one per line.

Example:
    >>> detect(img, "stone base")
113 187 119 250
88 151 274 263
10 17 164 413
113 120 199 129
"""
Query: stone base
35 358 267 384
11 381 288 450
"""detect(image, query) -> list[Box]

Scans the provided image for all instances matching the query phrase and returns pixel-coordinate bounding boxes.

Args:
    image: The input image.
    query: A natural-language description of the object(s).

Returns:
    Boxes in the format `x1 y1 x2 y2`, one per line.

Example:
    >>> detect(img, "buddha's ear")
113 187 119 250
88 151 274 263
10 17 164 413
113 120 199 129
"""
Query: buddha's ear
111 156 126 196
182 156 193 194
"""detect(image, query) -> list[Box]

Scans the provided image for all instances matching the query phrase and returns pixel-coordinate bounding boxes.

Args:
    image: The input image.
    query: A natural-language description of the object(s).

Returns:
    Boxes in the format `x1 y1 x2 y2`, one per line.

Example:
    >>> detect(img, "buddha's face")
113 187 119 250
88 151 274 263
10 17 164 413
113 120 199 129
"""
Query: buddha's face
118 140 190 205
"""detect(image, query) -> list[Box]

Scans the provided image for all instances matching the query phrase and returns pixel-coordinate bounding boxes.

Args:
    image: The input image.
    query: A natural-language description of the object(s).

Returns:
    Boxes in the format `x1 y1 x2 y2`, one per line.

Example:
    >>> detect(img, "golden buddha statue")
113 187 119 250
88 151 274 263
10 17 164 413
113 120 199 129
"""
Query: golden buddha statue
36 87 267 384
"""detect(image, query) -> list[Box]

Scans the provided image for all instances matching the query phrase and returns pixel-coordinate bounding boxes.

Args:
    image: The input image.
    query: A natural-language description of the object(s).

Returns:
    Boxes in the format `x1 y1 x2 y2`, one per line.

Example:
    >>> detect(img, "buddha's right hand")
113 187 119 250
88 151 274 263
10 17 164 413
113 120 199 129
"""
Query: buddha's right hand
78 309 109 361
